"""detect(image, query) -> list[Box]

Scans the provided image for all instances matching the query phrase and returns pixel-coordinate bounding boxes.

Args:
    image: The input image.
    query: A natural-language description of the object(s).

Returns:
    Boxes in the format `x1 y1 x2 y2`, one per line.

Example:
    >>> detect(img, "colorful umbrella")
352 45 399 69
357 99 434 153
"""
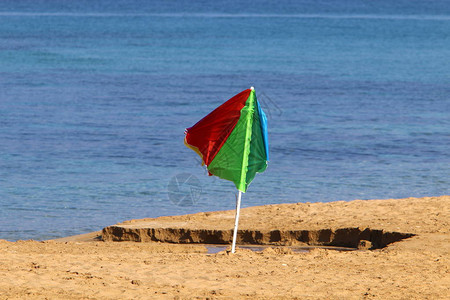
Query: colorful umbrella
184 87 269 252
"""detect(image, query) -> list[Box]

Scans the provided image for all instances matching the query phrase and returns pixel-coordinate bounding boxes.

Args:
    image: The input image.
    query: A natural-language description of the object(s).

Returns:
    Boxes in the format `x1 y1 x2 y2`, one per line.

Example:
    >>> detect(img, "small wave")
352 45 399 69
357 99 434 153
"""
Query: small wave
0 12 449 21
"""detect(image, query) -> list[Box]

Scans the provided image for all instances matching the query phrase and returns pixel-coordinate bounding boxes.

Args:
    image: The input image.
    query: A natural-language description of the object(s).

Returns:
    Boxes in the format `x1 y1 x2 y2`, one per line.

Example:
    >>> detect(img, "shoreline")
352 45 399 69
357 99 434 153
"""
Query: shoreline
1 195 448 299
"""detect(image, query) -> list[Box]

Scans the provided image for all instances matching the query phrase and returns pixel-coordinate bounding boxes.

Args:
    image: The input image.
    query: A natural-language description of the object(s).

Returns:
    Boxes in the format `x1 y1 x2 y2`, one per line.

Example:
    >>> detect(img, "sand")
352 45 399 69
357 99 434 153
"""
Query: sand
1 196 449 299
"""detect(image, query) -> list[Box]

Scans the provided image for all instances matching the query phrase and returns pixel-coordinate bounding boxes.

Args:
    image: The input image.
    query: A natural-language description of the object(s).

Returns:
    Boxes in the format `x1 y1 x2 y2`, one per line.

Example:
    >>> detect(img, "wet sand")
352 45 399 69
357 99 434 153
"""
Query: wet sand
0 196 448 299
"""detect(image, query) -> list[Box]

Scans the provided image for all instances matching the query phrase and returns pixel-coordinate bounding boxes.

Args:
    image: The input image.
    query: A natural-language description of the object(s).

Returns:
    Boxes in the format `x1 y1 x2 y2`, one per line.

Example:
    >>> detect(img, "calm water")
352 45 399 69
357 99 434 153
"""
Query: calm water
1 1 449 241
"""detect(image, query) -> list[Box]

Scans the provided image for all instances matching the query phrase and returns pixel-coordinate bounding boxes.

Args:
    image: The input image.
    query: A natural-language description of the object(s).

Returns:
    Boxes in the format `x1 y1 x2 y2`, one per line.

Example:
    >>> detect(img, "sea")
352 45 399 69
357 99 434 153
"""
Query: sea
1 0 449 241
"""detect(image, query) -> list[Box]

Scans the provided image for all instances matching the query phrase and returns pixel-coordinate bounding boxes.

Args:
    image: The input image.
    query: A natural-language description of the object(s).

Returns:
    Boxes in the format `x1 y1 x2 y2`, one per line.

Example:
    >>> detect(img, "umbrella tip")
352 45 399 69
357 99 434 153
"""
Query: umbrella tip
250 86 254 90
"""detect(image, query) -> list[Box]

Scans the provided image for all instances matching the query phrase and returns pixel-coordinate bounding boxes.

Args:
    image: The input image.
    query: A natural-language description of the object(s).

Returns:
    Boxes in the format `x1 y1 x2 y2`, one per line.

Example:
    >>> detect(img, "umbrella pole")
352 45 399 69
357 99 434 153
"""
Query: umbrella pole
231 190 242 253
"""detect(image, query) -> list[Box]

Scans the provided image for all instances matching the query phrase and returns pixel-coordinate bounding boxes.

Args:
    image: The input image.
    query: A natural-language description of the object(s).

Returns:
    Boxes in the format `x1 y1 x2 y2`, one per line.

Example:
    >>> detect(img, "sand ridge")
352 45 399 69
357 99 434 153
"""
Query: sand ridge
102 196 447 248
110 196 448 233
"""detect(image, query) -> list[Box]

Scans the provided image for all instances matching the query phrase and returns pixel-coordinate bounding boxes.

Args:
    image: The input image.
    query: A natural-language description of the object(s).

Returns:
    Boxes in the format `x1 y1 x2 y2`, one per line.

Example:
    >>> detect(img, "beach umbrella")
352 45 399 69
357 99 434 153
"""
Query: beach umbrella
184 87 269 253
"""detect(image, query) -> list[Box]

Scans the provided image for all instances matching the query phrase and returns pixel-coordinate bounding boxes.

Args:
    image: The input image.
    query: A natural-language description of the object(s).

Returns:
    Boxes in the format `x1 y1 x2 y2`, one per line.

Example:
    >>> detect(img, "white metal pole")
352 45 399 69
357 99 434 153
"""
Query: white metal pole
231 190 242 253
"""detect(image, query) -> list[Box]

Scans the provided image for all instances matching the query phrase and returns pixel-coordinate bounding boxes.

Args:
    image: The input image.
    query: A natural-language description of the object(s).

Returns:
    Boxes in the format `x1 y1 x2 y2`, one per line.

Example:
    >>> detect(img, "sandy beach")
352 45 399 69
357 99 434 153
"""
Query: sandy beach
1 195 449 299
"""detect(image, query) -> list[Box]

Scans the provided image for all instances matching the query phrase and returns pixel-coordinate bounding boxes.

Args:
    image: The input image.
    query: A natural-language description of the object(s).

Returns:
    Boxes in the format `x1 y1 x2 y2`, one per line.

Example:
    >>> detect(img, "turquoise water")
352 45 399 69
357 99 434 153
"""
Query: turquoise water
1 1 449 241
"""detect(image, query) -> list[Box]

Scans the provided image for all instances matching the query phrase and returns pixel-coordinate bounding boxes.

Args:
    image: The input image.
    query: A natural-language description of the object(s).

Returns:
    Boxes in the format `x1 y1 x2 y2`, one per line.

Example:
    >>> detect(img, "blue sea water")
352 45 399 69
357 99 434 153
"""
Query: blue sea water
0 0 449 241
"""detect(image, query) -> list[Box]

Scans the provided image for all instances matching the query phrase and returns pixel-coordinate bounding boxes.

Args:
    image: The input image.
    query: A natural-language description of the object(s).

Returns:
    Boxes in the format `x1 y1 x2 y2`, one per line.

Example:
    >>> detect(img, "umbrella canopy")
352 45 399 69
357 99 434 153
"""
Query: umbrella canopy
184 87 269 192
